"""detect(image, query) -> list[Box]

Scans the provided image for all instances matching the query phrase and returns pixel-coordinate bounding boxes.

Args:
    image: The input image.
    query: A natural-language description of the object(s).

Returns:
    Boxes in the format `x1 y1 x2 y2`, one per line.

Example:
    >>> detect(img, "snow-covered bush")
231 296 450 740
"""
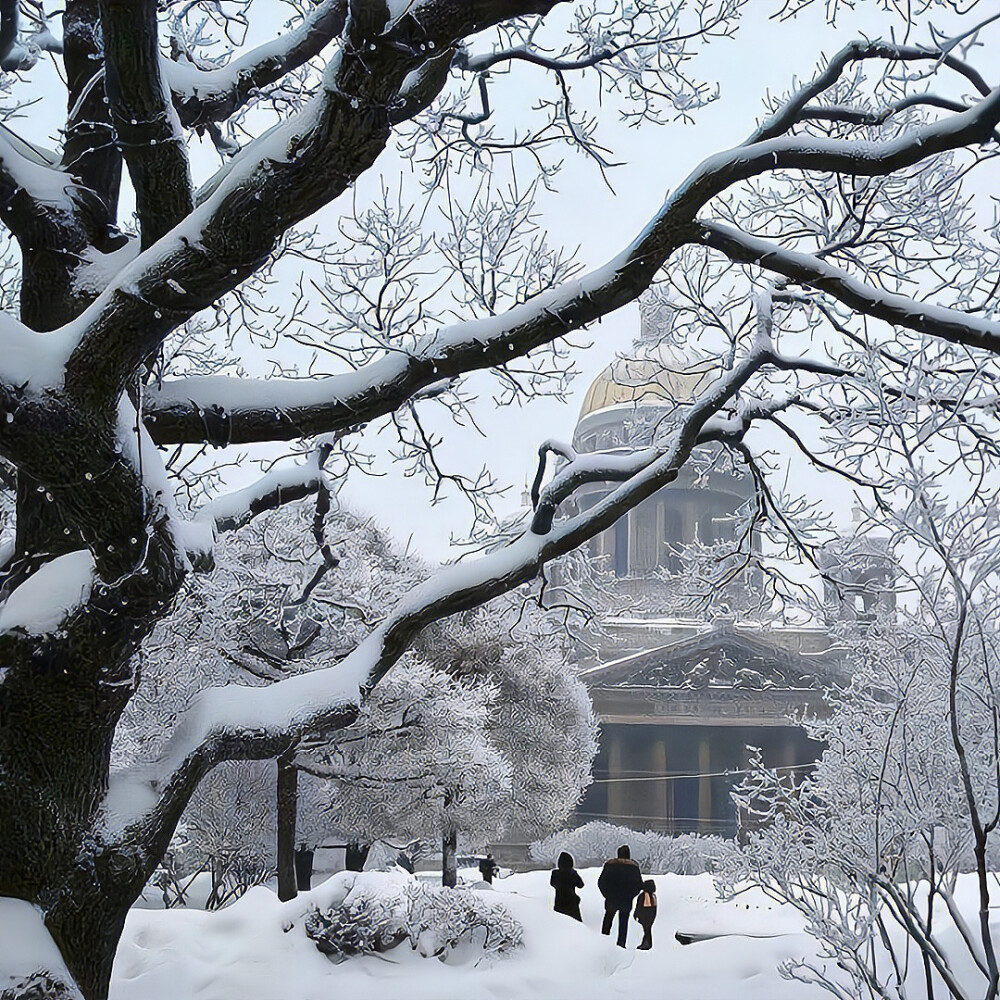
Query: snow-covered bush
723 474 1000 1000
1 975 80 1000
304 880 522 963
304 894 407 960
1 973 81 1000
531 822 736 875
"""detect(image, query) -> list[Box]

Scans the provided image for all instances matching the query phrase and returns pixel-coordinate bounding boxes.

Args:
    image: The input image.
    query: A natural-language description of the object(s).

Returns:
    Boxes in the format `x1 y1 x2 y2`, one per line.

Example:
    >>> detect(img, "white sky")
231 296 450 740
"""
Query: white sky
8 1 996 568
336 1 992 562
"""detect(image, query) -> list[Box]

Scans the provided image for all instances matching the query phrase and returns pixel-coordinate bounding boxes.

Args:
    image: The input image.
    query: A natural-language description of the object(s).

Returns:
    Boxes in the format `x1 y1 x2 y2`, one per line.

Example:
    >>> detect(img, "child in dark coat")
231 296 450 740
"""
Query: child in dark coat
633 878 657 950
550 851 584 921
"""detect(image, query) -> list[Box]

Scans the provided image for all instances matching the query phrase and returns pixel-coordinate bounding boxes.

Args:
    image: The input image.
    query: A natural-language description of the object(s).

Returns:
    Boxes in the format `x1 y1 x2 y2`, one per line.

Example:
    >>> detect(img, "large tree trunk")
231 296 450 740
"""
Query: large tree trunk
0 404 187 999
276 756 298 901
345 840 370 872
0 628 155 1000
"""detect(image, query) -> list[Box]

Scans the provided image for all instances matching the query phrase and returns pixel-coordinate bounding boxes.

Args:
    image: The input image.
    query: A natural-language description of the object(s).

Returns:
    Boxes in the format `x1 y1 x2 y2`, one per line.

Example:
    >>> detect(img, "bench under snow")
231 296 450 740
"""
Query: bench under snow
675 929 788 945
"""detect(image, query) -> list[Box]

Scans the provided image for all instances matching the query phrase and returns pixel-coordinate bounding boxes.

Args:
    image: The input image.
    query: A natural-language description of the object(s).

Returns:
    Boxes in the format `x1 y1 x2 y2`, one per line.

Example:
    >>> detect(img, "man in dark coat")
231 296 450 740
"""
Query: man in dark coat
597 845 644 947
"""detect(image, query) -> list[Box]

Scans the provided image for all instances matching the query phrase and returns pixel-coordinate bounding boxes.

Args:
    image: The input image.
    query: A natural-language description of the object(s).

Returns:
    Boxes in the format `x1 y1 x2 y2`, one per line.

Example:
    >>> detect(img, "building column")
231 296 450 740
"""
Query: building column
650 737 667 829
698 737 712 833
607 730 625 823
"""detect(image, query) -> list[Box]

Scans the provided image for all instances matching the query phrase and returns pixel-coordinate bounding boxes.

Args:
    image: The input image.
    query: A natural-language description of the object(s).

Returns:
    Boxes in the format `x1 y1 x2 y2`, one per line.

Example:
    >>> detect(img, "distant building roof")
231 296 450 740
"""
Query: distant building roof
578 353 718 421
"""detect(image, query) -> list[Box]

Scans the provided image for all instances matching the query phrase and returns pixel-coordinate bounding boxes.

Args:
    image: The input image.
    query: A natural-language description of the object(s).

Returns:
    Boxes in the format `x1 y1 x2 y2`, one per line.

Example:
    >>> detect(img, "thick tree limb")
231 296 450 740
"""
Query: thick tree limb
696 221 1000 354
61 0 121 225
166 0 348 128
64 0 556 402
0 128 73 227
101 0 193 250
0 129 114 331
105 342 773 855
142 81 1000 448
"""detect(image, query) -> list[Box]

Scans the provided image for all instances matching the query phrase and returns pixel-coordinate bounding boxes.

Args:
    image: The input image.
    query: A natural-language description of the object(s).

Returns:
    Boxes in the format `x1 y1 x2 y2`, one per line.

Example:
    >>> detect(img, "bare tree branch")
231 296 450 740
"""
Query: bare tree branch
193 450 329 535
63 0 559 402
697 220 1000 354
142 80 1000 449
748 38 992 145
108 338 779 853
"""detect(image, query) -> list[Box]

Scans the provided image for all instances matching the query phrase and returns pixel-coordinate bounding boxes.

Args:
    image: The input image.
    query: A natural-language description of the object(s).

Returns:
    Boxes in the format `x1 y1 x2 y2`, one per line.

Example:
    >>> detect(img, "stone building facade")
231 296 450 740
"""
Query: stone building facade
560 308 872 837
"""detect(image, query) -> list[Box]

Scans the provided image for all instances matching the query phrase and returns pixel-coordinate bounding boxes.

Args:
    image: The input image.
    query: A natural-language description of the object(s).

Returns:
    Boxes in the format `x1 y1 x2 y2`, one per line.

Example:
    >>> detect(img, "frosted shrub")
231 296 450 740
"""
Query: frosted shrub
304 880 522 964
304 893 408 960
531 822 736 874
1 972 82 1000
402 882 523 959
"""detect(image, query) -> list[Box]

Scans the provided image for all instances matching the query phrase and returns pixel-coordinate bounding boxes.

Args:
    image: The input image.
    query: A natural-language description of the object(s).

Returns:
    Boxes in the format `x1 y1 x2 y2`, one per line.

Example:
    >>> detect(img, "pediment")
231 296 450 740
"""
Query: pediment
580 625 831 690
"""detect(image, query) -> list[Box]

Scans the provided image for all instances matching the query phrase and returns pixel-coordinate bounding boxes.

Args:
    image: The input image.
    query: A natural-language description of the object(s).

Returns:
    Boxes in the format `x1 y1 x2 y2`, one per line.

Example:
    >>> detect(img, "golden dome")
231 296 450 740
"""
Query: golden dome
578 355 716 421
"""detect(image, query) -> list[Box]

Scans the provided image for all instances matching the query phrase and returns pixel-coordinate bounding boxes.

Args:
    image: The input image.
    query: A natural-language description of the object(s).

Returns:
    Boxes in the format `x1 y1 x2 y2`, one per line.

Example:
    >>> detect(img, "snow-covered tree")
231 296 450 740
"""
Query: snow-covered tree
724 452 1000 999
316 659 511 886
117 502 596 889
312 596 599 885
0 1 998 996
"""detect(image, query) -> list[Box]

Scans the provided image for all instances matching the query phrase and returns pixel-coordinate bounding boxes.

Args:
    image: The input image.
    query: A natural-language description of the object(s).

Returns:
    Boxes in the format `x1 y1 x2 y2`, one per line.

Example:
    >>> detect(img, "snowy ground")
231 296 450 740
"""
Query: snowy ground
110 867 833 1000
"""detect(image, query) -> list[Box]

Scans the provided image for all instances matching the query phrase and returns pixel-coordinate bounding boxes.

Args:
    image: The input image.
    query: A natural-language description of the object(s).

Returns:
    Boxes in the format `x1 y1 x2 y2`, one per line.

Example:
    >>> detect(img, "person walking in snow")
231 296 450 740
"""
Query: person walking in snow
550 851 584 921
598 845 644 947
479 853 499 884
633 878 658 950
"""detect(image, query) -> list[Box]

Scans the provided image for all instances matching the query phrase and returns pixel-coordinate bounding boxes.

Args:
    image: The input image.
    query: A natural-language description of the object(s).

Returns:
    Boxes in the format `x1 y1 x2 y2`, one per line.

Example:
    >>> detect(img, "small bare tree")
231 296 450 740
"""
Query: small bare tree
725 369 1000 1000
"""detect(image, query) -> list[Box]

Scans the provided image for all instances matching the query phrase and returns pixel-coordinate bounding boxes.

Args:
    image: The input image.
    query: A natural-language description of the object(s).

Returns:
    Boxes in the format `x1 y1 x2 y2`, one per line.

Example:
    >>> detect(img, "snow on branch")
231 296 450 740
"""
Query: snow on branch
103 342 779 849
0 898 81 998
0 549 96 637
0 126 78 223
0 311 76 392
165 0 348 128
669 85 1000 223
60 0 556 403
194 450 329 535
748 37 992 145
697 221 1000 354
142 79 1000 450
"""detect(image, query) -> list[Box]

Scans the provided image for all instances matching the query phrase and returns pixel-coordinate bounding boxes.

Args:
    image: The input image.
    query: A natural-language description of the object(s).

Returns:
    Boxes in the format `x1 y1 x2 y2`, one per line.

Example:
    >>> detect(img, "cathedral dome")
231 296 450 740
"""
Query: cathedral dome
578 353 716 421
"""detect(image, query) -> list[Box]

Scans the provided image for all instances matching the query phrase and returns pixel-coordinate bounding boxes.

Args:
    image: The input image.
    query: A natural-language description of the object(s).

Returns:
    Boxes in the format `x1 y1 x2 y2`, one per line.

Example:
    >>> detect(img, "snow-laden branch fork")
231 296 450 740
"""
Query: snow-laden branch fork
108 337 787 853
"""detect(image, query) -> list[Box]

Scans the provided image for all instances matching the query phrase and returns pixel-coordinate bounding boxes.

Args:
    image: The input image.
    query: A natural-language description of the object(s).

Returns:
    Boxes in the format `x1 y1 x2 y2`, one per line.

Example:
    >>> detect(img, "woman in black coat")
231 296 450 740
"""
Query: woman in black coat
550 851 584 921
633 878 657 950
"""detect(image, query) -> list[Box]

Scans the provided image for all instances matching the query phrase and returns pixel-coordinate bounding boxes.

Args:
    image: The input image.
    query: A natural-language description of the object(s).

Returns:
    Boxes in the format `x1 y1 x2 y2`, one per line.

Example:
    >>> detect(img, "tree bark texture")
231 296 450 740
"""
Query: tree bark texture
276 756 298 902
442 829 458 888
345 841 370 872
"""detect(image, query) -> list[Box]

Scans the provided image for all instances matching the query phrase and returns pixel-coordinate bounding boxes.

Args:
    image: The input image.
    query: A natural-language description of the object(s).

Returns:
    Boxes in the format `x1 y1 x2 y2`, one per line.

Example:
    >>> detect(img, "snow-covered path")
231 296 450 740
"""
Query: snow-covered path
110 867 832 1000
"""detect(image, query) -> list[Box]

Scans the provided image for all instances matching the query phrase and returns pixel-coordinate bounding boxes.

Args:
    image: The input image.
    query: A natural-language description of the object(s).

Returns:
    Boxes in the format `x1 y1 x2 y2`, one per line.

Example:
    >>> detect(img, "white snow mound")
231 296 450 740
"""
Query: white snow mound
110 868 829 1000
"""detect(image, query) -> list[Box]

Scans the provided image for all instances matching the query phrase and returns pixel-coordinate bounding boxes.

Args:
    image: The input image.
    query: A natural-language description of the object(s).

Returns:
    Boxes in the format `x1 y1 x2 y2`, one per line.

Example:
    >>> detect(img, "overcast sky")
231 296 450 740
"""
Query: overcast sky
333 1 992 562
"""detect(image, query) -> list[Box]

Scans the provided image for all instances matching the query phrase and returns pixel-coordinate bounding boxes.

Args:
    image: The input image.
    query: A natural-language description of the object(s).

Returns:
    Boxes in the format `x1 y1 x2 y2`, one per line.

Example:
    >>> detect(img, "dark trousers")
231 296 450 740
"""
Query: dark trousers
638 921 653 950
602 904 630 947
555 899 582 921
